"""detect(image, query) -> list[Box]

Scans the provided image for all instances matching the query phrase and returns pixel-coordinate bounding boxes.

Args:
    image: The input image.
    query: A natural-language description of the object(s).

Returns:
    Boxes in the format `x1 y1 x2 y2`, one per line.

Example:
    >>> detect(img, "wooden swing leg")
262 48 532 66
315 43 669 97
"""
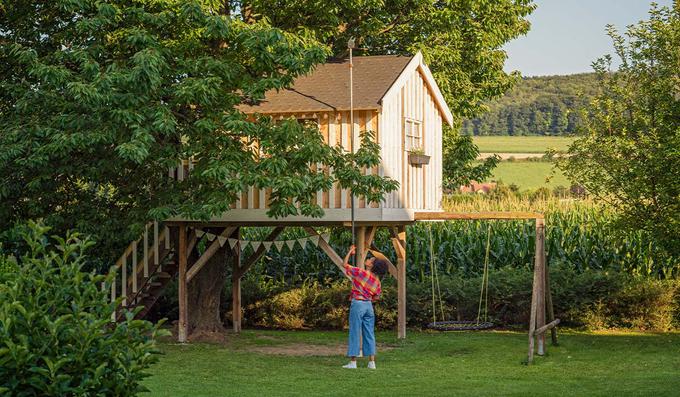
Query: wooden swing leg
543 250 559 346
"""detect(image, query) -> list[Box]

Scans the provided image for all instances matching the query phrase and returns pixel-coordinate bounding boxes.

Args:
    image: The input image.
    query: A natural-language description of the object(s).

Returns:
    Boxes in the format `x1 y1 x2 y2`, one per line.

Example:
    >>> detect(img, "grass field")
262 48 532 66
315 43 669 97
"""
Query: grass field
473 136 576 153
144 330 680 396
487 161 570 189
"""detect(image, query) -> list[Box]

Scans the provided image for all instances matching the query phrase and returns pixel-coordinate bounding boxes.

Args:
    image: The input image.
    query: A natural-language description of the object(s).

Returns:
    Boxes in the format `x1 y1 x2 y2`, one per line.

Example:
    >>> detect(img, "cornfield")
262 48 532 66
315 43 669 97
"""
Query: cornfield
242 196 679 283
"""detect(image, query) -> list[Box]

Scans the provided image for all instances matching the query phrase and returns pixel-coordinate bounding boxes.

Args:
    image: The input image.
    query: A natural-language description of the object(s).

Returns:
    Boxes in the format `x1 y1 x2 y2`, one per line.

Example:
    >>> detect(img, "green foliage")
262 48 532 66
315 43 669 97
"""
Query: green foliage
463 74 601 136
0 222 165 396
442 134 500 189
560 4 680 257
0 1 396 266
243 0 535 119
237 265 679 331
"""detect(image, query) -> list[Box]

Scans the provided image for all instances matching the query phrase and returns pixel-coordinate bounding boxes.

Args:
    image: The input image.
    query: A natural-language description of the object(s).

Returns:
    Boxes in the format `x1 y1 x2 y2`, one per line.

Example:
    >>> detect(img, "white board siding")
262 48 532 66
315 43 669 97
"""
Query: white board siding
378 66 443 211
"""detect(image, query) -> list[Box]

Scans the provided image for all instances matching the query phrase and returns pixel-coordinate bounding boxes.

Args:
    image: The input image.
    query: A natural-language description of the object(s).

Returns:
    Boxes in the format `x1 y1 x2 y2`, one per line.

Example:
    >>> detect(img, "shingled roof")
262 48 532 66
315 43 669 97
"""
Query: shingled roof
240 54 413 114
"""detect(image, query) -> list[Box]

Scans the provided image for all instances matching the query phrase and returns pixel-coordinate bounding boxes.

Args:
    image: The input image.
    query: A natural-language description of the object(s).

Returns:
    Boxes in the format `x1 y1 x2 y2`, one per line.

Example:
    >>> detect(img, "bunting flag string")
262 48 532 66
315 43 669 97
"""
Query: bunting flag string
192 228 323 254
274 241 285 252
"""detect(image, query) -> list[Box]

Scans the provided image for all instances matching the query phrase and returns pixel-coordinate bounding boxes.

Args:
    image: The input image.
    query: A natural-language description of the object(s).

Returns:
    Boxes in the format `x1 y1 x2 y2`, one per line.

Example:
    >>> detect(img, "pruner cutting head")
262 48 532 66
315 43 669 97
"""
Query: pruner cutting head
347 37 356 49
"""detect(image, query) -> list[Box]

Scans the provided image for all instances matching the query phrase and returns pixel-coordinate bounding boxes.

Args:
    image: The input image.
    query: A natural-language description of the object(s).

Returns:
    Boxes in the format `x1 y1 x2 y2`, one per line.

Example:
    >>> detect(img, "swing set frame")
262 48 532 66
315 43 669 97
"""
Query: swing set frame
415 211 559 365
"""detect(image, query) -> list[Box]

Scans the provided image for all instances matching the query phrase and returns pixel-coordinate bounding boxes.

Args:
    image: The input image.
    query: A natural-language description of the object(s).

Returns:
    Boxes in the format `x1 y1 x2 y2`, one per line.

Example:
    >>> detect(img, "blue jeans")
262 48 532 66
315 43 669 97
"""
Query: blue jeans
347 299 376 357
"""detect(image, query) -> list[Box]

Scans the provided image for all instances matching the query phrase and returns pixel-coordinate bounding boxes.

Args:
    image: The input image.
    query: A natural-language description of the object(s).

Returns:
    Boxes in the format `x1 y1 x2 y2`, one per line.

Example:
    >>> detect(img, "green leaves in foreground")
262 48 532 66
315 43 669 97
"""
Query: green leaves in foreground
0 222 166 396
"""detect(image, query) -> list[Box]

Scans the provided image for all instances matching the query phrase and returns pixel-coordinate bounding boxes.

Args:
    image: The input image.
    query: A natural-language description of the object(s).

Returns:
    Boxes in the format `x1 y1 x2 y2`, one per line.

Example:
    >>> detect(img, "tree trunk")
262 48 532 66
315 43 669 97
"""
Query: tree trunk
186 239 231 342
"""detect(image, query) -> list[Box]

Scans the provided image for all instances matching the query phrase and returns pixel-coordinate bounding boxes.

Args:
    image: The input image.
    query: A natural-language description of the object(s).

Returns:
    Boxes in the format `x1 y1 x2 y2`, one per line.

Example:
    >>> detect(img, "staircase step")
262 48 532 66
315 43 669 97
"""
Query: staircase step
149 281 163 287
156 272 172 279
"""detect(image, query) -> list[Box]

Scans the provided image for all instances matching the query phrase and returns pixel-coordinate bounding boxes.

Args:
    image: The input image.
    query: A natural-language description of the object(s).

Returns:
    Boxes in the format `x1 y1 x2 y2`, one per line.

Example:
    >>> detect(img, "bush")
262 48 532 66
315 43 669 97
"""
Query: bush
235 264 680 332
0 222 164 396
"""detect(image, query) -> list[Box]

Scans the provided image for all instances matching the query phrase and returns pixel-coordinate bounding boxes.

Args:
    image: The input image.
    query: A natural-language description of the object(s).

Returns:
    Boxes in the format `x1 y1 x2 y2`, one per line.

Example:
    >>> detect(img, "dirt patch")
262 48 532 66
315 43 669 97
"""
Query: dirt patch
245 343 395 356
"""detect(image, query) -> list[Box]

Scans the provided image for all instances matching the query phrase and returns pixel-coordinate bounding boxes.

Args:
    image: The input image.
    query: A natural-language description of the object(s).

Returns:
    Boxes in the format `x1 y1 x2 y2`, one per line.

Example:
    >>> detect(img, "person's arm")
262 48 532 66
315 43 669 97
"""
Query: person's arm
343 245 359 277
343 245 356 266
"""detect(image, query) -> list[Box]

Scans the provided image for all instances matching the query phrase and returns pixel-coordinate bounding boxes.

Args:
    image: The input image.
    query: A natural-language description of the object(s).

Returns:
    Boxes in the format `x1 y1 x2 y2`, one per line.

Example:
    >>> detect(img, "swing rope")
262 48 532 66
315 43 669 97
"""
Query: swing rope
427 221 494 331
476 224 492 324
429 223 445 324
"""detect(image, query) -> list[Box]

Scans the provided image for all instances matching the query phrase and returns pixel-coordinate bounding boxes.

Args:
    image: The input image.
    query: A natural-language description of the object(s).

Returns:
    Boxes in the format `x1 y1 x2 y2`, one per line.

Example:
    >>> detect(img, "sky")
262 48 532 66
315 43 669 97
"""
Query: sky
504 0 674 76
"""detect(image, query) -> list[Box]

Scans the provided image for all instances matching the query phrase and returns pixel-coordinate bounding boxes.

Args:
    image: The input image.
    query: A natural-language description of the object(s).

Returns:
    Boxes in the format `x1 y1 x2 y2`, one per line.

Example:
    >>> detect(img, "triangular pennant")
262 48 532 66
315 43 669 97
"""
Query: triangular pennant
228 238 238 249
206 233 216 242
298 237 308 249
274 241 285 252
239 240 250 250
263 241 273 251
309 235 320 246
286 240 296 250
217 236 227 247
321 233 331 243
251 241 262 251
195 229 205 238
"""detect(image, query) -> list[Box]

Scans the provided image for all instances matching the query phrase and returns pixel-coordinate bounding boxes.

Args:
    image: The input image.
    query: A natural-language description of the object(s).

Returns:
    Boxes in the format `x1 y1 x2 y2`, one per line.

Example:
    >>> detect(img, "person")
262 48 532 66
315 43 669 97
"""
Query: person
341 245 389 369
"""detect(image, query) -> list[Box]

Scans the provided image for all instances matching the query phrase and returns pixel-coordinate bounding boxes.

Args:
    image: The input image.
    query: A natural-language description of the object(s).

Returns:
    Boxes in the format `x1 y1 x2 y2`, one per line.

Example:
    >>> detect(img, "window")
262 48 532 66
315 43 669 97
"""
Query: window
405 118 422 151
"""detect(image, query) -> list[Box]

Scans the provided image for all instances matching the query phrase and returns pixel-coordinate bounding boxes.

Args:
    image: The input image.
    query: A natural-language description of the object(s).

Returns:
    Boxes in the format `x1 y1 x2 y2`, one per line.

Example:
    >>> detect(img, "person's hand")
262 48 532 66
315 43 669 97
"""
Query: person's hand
349 245 356 255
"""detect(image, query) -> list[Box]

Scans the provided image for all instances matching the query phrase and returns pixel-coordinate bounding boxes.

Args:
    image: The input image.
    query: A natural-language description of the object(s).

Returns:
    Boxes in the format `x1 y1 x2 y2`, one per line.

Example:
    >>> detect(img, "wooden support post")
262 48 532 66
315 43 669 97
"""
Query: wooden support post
121 253 127 307
392 226 407 339
143 225 149 278
536 218 546 356
132 241 138 295
544 249 559 346
356 226 366 269
153 221 160 271
178 224 188 343
527 218 544 364
232 228 242 333
534 319 560 336
110 273 116 322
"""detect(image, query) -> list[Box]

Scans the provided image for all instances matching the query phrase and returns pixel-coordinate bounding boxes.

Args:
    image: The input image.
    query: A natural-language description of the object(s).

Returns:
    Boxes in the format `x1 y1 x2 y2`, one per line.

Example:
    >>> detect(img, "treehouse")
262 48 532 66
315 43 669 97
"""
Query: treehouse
111 52 556 363
173 51 453 223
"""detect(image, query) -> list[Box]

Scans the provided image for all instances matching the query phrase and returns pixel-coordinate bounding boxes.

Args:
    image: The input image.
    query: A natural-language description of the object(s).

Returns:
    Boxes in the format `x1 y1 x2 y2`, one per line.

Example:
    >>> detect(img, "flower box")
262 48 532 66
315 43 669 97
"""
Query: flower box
409 153 430 165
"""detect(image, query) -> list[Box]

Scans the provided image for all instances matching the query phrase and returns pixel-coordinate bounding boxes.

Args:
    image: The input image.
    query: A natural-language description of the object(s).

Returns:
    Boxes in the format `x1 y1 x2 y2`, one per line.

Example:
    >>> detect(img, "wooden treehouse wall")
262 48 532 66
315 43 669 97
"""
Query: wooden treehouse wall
380 68 443 211
171 70 444 214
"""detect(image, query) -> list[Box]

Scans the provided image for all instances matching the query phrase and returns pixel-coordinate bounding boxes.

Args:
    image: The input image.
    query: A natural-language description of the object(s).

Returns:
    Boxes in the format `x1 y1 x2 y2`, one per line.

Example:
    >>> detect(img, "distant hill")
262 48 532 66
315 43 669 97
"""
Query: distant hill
462 73 601 136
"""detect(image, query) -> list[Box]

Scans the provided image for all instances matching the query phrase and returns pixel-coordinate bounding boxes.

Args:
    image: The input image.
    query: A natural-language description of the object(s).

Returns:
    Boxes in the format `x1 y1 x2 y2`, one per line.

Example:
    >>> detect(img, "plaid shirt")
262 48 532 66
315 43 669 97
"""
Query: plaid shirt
344 264 381 302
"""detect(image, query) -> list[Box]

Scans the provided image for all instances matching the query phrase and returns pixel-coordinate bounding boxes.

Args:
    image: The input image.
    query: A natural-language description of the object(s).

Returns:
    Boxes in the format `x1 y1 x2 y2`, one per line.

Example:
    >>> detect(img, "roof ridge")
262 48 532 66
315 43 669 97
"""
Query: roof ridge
326 53 413 63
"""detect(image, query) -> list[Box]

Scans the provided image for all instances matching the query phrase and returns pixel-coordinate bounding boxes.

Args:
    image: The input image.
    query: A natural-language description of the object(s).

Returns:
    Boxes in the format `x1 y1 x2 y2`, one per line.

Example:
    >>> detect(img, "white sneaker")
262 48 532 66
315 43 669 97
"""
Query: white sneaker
367 361 376 370
342 361 357 369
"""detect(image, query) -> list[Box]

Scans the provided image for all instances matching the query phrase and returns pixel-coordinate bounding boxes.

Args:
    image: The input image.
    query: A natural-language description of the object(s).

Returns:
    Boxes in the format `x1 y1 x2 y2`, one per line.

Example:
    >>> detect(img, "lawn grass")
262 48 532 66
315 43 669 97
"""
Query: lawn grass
489 161 570 189
144 329 680 397
473 136 576 153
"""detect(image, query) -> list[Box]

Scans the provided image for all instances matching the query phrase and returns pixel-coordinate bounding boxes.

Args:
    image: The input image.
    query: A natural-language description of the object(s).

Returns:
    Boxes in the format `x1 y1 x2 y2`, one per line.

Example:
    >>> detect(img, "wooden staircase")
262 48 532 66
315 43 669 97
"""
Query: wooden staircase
108 222 177 321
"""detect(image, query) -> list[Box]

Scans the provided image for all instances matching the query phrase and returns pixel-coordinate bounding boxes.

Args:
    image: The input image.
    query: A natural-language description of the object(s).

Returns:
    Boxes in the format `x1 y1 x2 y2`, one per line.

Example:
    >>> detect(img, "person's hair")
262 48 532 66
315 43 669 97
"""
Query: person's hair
371 258 388 277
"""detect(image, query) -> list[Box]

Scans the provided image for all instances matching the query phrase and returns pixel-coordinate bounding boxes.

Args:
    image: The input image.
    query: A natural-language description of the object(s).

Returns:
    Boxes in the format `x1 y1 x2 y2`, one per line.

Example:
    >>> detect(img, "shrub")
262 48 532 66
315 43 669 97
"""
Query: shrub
236 265 680 332
0 222 164 396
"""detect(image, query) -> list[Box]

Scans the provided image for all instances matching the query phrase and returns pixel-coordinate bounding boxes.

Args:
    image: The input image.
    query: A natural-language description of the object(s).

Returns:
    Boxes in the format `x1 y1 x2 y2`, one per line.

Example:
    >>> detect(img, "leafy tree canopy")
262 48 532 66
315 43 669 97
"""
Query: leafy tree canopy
241 0 535 119
560 3 680 258
0 0 397 259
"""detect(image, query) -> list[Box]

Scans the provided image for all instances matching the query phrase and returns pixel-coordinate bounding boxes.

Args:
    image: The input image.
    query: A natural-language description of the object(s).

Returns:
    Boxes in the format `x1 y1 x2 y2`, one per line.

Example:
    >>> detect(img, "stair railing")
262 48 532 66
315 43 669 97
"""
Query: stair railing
109 221 171 321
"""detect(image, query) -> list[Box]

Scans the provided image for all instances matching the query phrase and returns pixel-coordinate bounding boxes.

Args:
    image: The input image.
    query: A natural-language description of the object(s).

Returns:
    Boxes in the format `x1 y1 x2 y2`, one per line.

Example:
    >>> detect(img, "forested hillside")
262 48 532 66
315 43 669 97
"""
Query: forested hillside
462 73 601 136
